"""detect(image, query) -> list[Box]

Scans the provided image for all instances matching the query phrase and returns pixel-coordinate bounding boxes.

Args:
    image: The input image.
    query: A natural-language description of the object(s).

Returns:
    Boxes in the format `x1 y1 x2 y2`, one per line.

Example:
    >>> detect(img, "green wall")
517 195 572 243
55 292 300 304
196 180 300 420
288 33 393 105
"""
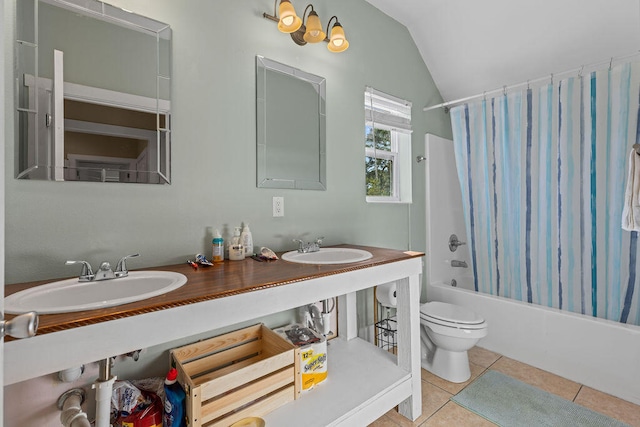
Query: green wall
5 0 451 285
3 1 452 423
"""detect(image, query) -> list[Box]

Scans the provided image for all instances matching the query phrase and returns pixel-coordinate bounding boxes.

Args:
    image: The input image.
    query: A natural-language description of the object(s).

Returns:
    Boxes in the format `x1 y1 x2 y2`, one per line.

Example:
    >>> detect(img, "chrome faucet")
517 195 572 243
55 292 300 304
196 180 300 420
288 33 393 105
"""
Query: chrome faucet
66 253 140 282
94 262 116 281
451 260 468 268
65 260 95 282
114 253 140 278
293 237 324 253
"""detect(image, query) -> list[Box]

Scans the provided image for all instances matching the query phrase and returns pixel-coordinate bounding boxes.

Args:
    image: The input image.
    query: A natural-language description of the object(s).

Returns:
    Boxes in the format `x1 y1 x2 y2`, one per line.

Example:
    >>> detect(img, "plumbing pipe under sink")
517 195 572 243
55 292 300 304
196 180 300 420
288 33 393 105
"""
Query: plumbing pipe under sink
58 388 90 427
93 358 117 427
60 357 132 426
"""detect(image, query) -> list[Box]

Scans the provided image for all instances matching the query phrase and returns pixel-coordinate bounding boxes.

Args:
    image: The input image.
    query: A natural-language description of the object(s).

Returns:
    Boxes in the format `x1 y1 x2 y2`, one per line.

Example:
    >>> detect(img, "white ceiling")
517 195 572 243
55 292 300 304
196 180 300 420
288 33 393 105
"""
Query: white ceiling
366 0 640 104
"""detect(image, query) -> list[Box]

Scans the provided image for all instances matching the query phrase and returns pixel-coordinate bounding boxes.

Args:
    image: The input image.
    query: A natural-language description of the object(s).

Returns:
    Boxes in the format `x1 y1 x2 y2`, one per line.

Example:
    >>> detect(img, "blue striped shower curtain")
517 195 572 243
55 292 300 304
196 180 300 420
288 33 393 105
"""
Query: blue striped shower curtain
450 61 640 326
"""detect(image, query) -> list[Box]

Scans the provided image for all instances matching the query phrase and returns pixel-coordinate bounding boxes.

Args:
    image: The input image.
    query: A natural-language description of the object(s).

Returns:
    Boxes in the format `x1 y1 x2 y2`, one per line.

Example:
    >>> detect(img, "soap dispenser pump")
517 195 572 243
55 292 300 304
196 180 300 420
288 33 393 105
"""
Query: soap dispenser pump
231 227 242 245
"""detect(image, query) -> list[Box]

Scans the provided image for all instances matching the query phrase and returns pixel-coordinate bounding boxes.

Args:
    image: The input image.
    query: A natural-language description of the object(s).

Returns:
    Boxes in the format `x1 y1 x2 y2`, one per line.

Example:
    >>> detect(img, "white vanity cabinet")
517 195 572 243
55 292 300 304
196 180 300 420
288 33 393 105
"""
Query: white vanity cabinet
264 257 423 426
5 252 423 426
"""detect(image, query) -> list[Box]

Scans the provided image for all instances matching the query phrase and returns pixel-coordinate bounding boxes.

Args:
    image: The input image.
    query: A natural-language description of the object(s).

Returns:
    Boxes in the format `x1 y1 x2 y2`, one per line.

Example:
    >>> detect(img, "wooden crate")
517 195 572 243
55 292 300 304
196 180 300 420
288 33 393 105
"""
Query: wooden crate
171 324 301 427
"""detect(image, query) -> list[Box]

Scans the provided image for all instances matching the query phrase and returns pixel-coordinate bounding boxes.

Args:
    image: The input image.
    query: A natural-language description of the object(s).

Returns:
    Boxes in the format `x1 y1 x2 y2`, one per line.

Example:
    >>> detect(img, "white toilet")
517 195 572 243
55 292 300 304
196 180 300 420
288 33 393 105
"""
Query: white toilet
420 301 488 383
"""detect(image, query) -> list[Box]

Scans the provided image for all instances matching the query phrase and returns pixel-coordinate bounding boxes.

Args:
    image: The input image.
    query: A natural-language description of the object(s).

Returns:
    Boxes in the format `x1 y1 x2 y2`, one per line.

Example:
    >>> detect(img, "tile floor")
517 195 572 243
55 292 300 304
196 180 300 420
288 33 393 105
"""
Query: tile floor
369 347 640 427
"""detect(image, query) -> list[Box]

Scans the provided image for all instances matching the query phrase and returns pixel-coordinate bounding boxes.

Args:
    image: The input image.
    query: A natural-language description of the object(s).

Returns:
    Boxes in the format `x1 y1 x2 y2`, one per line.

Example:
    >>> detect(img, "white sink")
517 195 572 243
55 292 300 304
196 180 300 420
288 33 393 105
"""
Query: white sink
4 271 187 314
281 248 373 265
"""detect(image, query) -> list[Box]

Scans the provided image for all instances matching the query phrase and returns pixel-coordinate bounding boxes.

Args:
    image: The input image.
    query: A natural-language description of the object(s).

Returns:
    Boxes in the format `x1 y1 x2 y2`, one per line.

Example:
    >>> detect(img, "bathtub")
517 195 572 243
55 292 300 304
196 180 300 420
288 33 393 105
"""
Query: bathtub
427 280 640 406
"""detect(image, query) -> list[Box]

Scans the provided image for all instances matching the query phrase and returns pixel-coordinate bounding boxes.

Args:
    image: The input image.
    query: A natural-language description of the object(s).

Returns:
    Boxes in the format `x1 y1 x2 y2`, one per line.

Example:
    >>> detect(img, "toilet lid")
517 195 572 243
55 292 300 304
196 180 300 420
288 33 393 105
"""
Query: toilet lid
420 301 485 325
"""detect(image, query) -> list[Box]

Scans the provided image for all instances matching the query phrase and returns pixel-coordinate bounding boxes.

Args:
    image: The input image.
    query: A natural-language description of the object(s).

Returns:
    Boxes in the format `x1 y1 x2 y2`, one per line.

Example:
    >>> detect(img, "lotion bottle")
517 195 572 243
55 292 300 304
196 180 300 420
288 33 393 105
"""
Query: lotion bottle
240 224 253 256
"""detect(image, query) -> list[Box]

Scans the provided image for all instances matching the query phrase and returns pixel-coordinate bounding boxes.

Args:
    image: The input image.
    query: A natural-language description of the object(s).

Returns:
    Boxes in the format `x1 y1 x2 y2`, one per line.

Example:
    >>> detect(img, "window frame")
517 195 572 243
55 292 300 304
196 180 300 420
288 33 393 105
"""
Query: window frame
365 122 400 202
364 87 412 204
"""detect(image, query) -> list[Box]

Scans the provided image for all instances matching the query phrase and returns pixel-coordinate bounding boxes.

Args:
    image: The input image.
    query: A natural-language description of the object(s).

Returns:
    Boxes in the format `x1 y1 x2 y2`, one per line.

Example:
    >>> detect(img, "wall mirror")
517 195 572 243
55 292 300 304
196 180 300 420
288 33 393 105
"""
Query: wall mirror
15 0 172 183
256 56 326 190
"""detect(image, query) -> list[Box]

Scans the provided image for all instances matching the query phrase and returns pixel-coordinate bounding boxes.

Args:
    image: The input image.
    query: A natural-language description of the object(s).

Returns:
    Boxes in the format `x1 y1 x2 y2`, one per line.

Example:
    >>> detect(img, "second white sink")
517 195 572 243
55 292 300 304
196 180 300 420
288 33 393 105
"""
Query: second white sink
281 247 373 265
5 271 187 314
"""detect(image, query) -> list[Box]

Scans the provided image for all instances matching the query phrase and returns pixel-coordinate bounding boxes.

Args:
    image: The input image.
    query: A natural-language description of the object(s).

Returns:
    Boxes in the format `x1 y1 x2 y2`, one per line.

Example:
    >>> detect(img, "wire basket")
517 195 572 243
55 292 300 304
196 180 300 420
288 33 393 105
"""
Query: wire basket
375 317 397 354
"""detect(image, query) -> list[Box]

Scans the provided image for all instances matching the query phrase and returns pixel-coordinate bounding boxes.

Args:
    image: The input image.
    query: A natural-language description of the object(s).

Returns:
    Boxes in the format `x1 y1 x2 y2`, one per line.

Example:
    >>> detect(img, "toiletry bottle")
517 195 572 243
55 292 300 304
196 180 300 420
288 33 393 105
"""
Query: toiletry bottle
228 227 244 260
212 229 224 263
163 368 186 427
228 243 245 260
231 227 241 245
240 224 253 256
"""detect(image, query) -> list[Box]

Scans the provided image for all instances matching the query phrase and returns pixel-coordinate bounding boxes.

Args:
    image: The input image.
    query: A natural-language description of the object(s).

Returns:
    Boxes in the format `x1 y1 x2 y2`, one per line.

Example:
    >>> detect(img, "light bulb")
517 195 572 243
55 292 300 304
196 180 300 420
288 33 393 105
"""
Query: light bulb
303 10 325 43
282 15 294 26
327 21 348 52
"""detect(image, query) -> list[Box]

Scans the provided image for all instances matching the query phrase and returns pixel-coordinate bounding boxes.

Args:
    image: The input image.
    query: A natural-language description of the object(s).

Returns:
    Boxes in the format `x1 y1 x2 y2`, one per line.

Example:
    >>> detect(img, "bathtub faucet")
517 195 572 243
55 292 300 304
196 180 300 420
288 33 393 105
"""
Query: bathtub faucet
449 234 467 252
451 260 468 268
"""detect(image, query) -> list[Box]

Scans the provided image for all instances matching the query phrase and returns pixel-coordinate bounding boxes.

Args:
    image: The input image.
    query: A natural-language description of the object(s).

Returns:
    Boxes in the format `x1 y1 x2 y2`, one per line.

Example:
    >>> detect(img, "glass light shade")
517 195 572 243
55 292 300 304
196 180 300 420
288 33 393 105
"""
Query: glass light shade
277 0 302 33
328 23 349 52
303 11 326 43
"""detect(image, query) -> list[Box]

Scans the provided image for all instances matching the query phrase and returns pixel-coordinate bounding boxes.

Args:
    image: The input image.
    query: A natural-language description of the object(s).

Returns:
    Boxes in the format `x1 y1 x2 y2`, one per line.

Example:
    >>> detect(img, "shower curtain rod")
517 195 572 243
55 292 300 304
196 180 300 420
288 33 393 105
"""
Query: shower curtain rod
423 50 640 112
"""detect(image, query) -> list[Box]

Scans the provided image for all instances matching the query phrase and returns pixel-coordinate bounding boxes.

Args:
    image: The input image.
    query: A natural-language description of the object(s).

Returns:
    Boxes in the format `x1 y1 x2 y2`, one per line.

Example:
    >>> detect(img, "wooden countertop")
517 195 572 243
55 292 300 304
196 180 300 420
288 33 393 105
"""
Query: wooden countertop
5 245 424 338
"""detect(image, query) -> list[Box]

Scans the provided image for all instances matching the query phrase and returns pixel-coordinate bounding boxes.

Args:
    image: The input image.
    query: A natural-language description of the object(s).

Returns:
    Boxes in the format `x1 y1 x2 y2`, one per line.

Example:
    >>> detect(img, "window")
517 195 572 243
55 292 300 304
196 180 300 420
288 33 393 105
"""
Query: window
365 87 412 203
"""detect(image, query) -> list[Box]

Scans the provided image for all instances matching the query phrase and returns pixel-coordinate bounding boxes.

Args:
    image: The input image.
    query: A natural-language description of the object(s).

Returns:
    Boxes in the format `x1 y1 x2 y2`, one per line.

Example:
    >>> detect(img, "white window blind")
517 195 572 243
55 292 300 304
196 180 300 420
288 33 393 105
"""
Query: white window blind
364 86 412 134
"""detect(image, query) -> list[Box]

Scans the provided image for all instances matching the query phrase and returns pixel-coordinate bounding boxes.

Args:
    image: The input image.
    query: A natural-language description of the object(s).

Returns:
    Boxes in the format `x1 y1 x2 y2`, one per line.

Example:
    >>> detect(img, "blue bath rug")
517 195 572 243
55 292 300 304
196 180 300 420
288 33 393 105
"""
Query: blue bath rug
451 370 631 427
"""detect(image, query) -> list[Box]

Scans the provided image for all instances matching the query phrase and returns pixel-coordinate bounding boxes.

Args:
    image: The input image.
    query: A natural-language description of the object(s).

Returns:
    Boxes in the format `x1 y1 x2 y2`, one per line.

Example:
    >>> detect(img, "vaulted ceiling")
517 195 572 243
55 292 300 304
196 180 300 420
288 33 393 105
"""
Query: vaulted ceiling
366 0 640 104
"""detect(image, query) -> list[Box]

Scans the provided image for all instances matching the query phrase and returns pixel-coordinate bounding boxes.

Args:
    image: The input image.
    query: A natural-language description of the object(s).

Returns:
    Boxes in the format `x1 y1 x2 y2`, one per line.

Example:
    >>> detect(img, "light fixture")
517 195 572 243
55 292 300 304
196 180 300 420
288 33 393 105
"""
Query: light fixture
263 0 349 53
302 6 325 43
276 0 302 33
326 16 349 53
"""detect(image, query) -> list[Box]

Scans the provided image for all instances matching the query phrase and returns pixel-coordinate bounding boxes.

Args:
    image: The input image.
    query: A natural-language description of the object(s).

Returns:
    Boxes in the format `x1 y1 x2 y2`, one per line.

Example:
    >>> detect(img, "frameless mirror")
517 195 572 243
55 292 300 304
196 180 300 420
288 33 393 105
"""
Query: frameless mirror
15 0 172 183
256 56 326 190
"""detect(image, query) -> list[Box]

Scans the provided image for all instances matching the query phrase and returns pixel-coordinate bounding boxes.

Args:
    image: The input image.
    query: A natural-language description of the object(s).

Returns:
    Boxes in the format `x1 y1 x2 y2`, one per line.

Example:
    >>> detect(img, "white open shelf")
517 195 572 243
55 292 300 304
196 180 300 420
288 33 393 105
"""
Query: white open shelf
264 337 411 427
5 255 423 424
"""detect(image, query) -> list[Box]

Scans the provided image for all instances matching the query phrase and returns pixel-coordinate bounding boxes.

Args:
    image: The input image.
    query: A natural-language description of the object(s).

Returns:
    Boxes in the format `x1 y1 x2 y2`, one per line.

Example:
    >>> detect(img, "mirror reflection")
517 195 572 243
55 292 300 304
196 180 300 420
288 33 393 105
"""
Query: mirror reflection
256 56 326 190
15 0 172 183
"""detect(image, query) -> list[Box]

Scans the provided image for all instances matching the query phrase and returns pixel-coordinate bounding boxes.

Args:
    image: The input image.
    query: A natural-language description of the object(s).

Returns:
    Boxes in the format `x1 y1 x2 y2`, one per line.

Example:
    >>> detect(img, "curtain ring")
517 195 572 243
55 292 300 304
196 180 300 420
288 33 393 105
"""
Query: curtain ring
503 85 507 97
550 73 554 85
578 65 585 78
609 57 613 70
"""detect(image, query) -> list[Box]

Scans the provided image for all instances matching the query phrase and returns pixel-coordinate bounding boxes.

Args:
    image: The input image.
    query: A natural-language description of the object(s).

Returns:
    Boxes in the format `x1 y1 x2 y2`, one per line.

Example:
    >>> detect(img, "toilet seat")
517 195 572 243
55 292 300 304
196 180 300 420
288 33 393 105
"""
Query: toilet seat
420 301 487 331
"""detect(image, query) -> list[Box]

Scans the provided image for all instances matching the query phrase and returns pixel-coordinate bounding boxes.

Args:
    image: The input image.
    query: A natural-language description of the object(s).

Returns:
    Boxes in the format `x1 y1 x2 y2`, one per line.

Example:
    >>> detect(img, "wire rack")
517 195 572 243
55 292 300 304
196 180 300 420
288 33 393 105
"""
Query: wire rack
375 317 397 355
